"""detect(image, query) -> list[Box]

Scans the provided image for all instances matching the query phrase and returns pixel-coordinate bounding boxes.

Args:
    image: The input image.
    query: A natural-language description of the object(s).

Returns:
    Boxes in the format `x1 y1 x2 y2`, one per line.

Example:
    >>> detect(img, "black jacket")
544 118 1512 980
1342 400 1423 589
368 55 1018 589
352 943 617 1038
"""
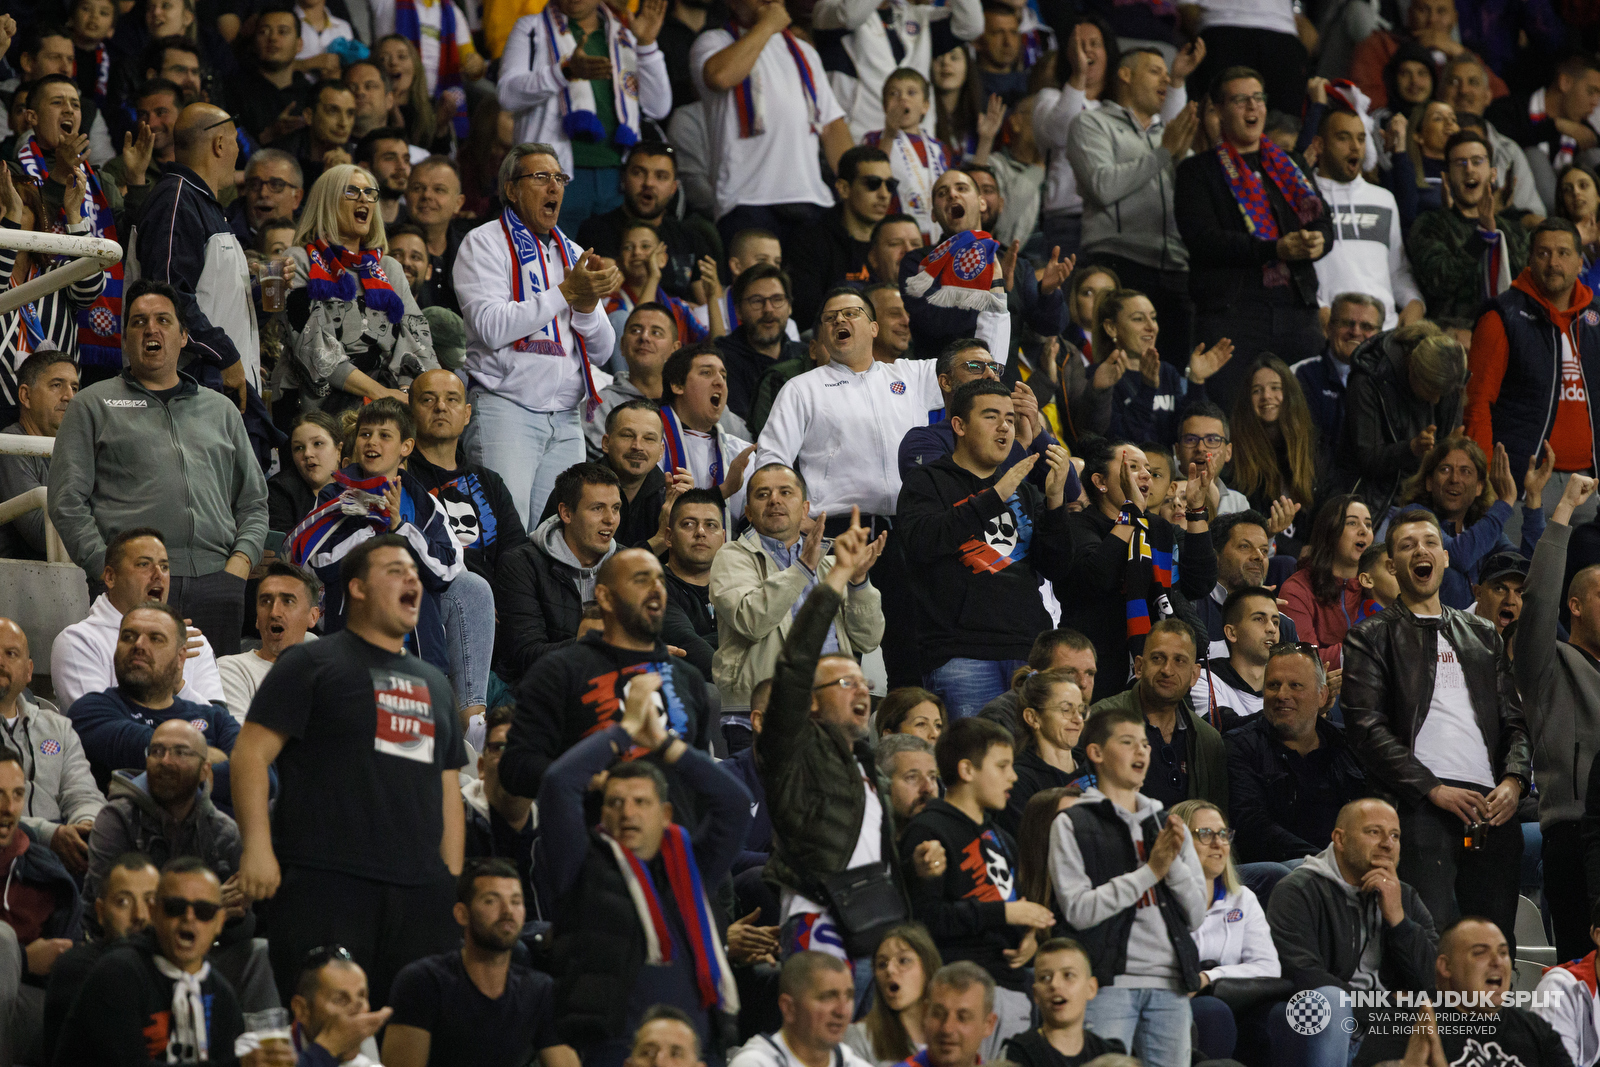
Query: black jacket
501 632 712 802
408 447 529 587
900 799 1029 990
1173 146 1331 312
898 241 1068 360
266 467 317 533
1226 714 1369 863
538 466 667 550
896 455 1073 670
1000 747 1088 838
1266 850 1439 994
716 327 808 424
786 204 873 327
1343 602 1530 806
494 532 590 680
1336 329 1464 515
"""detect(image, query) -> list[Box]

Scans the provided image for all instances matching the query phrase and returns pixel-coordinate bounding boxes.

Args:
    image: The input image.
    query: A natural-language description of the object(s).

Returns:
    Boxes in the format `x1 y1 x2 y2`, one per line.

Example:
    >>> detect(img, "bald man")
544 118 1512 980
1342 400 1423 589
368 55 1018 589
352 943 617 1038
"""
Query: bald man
128 101 260 403
1353 918 1572 1067
1265 799 1439 1061
499 546 714 803
1518 475 1600 962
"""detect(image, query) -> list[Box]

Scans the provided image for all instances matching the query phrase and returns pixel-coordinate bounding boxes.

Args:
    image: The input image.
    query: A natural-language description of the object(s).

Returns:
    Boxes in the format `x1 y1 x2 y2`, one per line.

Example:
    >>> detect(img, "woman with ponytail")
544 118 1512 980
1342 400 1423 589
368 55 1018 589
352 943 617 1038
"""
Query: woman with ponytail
999 668 1089 836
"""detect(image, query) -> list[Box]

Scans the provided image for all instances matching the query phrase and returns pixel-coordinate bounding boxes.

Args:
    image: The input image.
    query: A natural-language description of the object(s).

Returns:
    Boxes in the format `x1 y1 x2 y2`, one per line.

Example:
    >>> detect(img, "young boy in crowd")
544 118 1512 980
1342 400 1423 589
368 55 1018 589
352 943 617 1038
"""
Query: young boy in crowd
67 0 117 109
1357 544 1399 614
288 397 463 672
1047 699 1208 1065
901 717 1057 1059
256 218 296 257
863 69 952 244
1002 938 1128 1067
605 221 723 358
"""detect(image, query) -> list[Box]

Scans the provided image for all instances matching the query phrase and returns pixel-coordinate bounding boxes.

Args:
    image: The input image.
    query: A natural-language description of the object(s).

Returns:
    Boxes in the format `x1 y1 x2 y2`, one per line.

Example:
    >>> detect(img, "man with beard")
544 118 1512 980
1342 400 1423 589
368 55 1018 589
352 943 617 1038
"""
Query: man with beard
536 625 750 1065
588 304 680 455
879 733 940 825
66 603 239 787
577 142 720 301
715 264 808 425
226 149 305 250
1 351 78 559
277 82 357 189
1343 508 1530 957
897 382 1076 718
100 79 181 192
600 401 681 553
236 4 313 146
385 859 575 1067
710 463 884 738
233 535 467 1008
1309 109 1423 332
354 126 412 228
786 146 893 327
500 548 714 806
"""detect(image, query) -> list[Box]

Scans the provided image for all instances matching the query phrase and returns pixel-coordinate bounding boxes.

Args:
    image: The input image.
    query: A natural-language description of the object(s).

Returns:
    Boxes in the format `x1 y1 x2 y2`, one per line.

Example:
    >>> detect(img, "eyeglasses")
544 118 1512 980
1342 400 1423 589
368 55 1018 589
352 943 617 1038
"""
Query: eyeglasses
483 741 507 754
1179 433 1227 448
512 170 572 188
147 743 202 762
741 293 790 311
1192 828 1235 845
857 175 900 194
813 677 870 693
1225 92 1268 108
303 944 354 969
820 306 868 324
956 359 999 375
342 185 381 203
1449 155 1491 170
161 896 222 921
1039 703 1087 723
242 177 299 195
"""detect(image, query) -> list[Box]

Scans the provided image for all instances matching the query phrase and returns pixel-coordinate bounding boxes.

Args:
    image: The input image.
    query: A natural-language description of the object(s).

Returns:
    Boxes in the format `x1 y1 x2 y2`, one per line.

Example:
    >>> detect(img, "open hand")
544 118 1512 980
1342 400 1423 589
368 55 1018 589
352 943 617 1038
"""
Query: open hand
976 93 1006 144
721 444 756 499
1187 338 1234 384
1523 441 1556 506
1091 349 1130 390
120 121 155 187
619 671 666 748
631 0 668 45
1044 444 1073 508
1267 495 1301 536
994 453 1039 503
1036 246 1073 295
799 511 827 571
1489 442 1517 505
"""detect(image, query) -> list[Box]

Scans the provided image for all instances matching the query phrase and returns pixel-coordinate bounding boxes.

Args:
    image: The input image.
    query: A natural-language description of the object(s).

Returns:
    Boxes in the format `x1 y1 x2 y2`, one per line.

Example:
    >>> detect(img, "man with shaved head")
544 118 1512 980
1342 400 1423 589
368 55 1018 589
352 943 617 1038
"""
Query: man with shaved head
1266 798 1439 1063
1516 474 1600 962
499 545 714 808
128 100 260 403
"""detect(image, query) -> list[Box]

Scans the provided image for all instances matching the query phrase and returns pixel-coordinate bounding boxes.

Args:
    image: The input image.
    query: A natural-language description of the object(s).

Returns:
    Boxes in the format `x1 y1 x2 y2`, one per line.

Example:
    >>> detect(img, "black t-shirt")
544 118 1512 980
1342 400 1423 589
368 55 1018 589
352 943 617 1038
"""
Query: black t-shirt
1003 1027 1126 1067
1285 744 1340 850
1142 718 1189 810
1352 1006 1573 1067
407 449 529 586
246 629 466 885
388 951 562 1067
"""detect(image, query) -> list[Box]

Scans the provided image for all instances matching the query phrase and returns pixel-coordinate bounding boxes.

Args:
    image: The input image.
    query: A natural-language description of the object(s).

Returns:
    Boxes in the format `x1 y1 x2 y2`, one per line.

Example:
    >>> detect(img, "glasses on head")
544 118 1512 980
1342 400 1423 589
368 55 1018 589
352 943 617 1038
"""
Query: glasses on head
161 896 222 921
242 177 299 195
1192 828 1235 845
303 944 355 969
201 112 239 132
820 306 868 324
856 175 900 194
957 359 999 375
813 677 870 693
742 293 790 311
1179 433 1227 448
1226 92 1268 108
512 170 572 188
147 743 202 762
342 185 381 203
483 740 507 754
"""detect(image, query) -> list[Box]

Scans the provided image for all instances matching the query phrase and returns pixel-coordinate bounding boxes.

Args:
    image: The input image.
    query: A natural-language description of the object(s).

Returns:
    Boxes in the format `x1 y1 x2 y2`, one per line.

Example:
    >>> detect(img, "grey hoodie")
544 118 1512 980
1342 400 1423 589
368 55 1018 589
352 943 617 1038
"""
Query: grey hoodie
533 514 617 606
1299 842 1385 991
1064 100 1189 272
1048 786 1208 988
83 769 241 904
0 693 105 843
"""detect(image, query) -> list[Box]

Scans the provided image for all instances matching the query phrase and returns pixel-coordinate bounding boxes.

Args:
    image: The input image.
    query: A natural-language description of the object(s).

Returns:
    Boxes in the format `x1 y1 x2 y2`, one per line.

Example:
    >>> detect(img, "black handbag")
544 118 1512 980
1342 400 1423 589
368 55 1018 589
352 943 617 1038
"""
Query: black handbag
820 862 908 958
1203 977 1297 1013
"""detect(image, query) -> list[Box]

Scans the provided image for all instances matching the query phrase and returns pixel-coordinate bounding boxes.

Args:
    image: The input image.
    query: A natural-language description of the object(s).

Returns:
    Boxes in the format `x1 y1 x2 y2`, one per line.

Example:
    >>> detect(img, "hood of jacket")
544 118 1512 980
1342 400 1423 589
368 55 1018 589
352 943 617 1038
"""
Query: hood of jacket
2 823 85 941
1075 785 1164 829
532 514 617 576
1511 268 1595 329
1300 840 1361 899
108 769 215 828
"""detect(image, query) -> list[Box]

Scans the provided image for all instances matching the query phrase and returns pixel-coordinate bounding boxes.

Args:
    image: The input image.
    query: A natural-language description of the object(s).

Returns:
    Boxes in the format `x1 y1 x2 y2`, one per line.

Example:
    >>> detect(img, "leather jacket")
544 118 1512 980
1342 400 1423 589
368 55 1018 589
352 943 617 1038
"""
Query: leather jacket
1342 602 1529 806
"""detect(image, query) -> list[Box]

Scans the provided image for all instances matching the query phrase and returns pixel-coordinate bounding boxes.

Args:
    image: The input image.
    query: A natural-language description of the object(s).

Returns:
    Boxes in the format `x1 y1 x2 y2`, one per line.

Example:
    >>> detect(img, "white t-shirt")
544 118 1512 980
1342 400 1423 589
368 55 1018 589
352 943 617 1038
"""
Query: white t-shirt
690 29 845 220
295 7 356 59
1411 628 1495 787
1194 0 1297 35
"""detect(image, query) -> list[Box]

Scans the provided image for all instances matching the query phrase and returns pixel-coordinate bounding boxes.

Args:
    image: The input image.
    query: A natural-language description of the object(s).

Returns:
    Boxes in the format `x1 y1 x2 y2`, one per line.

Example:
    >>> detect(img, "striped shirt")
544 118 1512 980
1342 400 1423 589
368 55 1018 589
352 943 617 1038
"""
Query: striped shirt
0 217 105 422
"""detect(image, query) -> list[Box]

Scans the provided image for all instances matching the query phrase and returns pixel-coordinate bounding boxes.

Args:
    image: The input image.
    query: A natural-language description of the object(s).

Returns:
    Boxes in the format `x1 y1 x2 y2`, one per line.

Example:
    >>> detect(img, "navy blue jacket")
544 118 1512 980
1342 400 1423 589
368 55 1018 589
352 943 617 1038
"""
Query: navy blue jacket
1109 365 1206 447
721 745 771 872
3 823 85 945
66 688 239 780
1293 347 1348 473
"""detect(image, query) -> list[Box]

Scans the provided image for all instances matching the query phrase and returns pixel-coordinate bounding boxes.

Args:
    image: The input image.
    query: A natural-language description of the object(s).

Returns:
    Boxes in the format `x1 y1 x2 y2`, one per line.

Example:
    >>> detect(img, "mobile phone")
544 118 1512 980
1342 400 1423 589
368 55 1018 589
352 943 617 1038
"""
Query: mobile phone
264 530 287 555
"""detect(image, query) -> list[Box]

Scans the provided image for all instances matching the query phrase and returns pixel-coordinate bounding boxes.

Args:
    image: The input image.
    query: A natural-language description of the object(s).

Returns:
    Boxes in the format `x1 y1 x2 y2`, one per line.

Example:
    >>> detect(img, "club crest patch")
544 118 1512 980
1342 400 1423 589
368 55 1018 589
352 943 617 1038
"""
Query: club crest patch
890 380 906 394
39 739 60 756
1585 310 1599 327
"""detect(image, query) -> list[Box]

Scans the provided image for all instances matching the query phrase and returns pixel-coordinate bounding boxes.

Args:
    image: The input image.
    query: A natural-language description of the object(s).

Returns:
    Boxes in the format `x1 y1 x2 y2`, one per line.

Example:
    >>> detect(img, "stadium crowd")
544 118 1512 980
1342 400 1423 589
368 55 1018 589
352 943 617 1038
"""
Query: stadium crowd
9 0 1600 1063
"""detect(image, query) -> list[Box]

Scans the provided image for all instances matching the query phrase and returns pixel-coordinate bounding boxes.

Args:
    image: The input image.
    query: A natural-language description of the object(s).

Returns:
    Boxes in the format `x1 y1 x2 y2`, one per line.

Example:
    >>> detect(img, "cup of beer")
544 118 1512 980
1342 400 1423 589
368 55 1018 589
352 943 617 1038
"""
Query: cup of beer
245 1007 292 1052
260 257 289 313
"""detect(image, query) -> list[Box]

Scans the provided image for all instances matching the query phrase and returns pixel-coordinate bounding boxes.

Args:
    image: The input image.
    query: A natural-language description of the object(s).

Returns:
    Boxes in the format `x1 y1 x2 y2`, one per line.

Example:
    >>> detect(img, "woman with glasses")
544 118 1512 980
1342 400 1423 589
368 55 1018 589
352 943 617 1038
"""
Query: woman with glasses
999 668 1089 837
1171 799 1281 1063
1278 495 1378 672
281 164 435 415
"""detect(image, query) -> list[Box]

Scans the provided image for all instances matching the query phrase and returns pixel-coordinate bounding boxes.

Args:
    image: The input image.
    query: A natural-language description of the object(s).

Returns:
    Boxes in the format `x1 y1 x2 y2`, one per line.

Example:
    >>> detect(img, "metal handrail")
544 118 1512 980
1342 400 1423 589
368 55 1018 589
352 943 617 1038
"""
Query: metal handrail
0 486 69 563
0 433 53 457
0 228 123 318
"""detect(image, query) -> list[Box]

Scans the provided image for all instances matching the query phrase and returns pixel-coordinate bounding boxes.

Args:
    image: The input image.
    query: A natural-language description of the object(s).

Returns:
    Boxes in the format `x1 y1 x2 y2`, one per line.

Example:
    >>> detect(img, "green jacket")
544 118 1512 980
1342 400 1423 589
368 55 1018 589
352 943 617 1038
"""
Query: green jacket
756 582 906 902
47 370 268 577
1089 686 1229 813
1406 207 1530 328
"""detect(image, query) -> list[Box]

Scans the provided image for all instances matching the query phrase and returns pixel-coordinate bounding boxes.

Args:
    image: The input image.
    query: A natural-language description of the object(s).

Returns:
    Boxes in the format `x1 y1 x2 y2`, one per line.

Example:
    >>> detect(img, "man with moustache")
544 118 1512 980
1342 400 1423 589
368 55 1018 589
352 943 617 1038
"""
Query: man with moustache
0 351 78 559
715 265 808 424
878 733 940 825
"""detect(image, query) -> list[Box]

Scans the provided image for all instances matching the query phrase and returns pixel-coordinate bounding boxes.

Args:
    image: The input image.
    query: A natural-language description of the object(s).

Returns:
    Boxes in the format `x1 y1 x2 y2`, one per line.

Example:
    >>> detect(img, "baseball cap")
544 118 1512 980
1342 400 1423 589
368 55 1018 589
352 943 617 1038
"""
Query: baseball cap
1478 551 1529 586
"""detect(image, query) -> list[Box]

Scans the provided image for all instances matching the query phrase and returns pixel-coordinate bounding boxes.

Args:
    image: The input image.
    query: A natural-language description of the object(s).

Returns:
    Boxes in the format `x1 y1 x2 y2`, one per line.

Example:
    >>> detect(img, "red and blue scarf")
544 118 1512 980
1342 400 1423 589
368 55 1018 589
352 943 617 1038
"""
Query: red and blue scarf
286 469 395 566
304 240 406 323
659 403 723 486
500 205 603 416
600 822 739 1013
17 133 122 368
723 20 820 138
903 228 1005 312
1215 138 1320 242
395 0 470 139
606 286 707 345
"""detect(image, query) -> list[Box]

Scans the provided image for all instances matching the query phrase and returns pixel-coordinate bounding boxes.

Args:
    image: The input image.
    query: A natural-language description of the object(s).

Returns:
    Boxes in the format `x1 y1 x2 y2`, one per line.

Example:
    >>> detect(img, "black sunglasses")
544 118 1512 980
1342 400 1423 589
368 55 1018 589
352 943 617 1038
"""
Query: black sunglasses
857 175 900 194
161 896 222 921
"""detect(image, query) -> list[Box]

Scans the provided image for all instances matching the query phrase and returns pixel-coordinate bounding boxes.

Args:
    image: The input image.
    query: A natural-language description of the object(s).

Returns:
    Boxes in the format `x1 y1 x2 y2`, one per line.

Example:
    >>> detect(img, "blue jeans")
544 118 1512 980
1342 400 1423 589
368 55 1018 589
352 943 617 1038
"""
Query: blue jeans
923 658 1027 720
1190 992 1237 1059
442 569 494 712
463 393 585 528
558 165 623 233
1239 860 1296 905
1082 986 1192 1065
1269 985 1361 1067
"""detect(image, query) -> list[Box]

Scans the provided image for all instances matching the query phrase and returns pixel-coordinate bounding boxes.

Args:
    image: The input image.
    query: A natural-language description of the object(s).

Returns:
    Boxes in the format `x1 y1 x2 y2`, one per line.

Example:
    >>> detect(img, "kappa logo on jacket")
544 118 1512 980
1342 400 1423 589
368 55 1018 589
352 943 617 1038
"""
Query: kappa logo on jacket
103 398 149 408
